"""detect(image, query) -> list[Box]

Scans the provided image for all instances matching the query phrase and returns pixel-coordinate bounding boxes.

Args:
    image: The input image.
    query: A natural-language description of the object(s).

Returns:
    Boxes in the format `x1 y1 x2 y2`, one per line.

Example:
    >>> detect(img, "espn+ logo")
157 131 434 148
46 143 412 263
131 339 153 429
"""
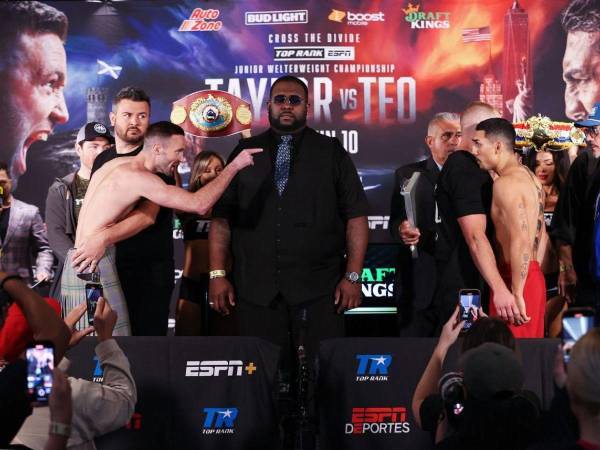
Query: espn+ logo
185 360 257 377
345 407 411 434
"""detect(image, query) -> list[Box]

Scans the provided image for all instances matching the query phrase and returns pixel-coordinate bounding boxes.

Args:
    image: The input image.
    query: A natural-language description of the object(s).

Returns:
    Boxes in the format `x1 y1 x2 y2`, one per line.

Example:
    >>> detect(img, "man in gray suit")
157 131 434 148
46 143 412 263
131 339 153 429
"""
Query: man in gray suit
0 162 53 285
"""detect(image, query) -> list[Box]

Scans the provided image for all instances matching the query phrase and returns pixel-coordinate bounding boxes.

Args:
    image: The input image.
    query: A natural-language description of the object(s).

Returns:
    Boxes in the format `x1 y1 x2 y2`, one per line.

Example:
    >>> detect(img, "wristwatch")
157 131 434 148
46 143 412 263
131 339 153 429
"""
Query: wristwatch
344 271 360 284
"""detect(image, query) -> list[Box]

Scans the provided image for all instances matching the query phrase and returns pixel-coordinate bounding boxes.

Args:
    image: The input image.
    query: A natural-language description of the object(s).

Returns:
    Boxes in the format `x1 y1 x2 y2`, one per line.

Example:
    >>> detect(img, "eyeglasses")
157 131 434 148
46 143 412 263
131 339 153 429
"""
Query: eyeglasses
271 95 305 106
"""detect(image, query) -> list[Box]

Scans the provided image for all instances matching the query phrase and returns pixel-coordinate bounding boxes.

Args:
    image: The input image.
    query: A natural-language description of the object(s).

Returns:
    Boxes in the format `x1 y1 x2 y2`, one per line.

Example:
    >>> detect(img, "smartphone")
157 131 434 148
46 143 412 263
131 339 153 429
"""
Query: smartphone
562 308 595 363
85 283 103 325
459 289 481 332
26 341 54 405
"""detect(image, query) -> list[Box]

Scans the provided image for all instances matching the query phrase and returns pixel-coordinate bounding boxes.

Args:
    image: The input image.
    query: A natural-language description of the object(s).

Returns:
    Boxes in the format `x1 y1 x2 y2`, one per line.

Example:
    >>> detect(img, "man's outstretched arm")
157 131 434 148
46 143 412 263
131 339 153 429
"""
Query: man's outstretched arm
457 214 522 324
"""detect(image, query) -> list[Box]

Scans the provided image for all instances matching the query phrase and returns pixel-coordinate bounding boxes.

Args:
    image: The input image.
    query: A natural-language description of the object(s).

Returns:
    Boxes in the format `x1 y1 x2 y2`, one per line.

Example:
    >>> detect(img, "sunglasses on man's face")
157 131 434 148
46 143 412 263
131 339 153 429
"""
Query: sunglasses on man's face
271 94 305 106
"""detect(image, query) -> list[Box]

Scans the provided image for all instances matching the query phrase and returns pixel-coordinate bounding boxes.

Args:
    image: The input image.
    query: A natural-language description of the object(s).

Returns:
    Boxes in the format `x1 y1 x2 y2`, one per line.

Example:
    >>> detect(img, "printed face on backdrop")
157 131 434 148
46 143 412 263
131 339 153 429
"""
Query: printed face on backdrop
154 134 186 176
77 137 111 172
426 119 461 166
0 32 69 178
110 99 150 146
268 80 309 133
563 31 600 121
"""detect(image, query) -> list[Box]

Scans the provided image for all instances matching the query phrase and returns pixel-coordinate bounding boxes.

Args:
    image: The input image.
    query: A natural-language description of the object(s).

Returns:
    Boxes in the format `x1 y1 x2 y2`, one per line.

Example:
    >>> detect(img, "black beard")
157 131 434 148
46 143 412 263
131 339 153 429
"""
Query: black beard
116 126 144 145
268 111 306 133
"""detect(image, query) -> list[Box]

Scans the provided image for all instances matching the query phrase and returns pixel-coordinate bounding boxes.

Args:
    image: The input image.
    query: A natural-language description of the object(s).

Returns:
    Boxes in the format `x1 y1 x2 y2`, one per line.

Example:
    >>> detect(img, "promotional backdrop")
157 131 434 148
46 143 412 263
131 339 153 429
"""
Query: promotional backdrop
6 0 576 312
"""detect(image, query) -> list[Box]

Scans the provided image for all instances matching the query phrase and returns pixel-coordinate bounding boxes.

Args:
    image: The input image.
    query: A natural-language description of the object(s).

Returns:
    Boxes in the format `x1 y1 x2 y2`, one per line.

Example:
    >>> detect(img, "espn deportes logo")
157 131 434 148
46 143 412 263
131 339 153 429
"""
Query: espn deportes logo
203 407 238 434
186 360 257 377
345 407 411 434
179 8 222 32
274 46 354 61
245 9 308 25
368 215 389 230
355 354 392 381
328 9 385 26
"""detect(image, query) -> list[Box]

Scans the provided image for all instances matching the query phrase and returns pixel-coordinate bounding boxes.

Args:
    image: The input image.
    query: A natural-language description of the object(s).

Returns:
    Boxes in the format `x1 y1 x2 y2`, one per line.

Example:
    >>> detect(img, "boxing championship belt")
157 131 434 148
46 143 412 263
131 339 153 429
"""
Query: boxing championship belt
170 90 252 138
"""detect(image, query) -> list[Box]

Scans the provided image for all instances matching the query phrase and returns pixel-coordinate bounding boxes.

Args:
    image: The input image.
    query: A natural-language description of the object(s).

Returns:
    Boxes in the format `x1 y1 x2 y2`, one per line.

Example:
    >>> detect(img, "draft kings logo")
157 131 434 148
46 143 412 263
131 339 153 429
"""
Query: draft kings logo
345 407 411 434
202 407 238 435
355 354 392 382
402 3 450 29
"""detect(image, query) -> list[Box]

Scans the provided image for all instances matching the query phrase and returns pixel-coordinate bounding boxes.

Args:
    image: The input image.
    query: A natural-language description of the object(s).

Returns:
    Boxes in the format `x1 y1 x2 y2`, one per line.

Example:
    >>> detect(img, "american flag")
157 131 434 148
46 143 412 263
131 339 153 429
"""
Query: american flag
462 26 491 43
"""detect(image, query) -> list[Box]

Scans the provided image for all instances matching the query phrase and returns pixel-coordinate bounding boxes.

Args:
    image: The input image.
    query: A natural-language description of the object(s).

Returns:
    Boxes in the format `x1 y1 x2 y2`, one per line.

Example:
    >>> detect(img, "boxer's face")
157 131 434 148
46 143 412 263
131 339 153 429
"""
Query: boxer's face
155 134 185 176
471 130 500 171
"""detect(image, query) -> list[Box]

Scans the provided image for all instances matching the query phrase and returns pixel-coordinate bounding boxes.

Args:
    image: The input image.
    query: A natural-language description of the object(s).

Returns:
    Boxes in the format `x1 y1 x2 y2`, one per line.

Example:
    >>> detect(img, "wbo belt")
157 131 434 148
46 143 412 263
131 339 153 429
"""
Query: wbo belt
170 90 252 138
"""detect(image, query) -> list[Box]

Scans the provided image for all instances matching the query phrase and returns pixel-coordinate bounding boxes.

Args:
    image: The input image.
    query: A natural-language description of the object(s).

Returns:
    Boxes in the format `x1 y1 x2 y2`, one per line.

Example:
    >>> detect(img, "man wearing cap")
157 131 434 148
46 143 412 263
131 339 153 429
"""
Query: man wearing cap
0 162 53 287
552 102 600 318
45 122 113 298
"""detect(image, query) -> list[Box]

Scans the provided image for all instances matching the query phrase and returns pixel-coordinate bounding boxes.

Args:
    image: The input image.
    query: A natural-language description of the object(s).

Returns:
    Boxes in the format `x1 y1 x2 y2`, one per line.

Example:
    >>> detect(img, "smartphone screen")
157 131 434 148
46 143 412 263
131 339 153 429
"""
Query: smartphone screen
26 342 54 405
85 283 103 325
563 310 595 363
459 289 481 332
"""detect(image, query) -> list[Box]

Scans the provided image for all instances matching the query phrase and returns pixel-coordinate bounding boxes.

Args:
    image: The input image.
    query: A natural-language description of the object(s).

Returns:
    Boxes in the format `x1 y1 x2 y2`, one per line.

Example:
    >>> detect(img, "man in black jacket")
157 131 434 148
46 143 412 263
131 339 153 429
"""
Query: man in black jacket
389 112 461 336
208 75 368 392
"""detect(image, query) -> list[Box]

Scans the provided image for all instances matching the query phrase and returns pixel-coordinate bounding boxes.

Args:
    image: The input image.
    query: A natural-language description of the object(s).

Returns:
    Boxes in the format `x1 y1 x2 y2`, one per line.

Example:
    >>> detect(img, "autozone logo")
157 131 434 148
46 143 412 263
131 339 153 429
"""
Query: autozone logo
368 216 389 230
186 360 257 377
355 354 392 381
274 46 354 61
245 9 308 25
203 407 238 434
345 407 411 434
179 8 223 32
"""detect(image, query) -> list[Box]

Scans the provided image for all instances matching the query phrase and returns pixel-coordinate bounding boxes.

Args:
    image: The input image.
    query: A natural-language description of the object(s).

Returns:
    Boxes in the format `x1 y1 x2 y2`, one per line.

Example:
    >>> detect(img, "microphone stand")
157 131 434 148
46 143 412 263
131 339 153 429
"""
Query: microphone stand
294 308 316 450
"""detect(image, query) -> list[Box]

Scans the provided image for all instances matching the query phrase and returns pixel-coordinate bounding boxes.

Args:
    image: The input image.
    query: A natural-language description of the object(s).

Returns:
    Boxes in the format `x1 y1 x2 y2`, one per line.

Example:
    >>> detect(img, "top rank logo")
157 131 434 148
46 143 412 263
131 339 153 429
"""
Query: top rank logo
203 407 238 434
356 354 392 381
179 8 223 32
328 9 385 26
403 3 450 29
245 10 308 25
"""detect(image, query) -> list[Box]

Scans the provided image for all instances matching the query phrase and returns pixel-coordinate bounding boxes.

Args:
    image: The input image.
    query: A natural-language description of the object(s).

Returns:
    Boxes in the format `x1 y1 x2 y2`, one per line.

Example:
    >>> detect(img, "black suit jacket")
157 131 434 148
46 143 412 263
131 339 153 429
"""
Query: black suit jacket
213 127 368 306
389 157 440 315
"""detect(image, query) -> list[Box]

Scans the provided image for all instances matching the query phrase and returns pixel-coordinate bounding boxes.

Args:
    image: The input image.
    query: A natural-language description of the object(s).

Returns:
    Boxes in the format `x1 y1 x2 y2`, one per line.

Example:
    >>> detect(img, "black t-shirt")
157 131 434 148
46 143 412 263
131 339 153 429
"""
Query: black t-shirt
181 214 211 241
0 359 31 446
0 207 10 243
434 151 493 285
91 145 175 262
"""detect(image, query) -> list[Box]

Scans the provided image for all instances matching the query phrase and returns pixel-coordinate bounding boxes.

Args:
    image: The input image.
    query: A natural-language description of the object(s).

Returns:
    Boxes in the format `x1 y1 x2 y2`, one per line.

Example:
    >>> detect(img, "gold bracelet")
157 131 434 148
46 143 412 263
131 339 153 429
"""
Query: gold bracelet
209 270 226 279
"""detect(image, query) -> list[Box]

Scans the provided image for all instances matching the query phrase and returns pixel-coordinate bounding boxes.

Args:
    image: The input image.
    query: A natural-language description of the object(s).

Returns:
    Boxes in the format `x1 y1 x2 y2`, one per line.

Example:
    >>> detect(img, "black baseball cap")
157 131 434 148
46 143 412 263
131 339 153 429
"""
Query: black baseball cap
76 122 114 145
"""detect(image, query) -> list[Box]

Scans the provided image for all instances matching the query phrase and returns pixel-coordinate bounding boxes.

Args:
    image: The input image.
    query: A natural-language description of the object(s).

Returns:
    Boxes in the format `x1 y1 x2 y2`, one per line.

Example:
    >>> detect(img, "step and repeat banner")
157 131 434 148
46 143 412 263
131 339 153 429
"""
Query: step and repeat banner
3 0 584 312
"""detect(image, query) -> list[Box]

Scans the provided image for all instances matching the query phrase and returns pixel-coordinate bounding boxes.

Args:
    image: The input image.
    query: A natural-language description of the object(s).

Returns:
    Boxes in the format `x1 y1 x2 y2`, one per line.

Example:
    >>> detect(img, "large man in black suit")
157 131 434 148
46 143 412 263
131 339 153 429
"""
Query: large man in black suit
208 76 368 403
389 112 461 336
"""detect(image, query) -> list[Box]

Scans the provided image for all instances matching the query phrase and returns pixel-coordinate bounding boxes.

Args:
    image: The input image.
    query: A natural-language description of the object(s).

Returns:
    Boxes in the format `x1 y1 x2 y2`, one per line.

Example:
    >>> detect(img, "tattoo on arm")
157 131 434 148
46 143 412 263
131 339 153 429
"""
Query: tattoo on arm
518 201 530 282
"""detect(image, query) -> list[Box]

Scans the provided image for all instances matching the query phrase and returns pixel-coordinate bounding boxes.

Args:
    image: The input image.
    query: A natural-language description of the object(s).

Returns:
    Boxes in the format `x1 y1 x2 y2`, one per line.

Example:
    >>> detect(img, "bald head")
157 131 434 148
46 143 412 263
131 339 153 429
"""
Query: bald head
460 102 502 149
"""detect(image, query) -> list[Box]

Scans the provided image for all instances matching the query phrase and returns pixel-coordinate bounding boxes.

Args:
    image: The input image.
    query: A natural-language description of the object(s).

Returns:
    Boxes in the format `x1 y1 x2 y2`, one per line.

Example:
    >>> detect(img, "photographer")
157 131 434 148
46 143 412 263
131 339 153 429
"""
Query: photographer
13 298 137 449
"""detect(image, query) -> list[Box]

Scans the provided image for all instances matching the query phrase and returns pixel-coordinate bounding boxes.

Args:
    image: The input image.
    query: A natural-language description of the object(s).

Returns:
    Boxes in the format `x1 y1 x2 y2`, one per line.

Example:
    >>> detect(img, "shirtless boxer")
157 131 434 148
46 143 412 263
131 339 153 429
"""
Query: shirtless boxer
471 118 546 337
60 121 261 334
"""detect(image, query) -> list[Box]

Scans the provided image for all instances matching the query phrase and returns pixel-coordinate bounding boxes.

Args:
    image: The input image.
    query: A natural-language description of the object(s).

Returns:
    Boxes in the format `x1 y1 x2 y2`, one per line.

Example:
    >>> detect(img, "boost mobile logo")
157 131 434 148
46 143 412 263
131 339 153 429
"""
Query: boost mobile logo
345 407 411 434
186 360 257 377
355 354 392 381
203 407 238 434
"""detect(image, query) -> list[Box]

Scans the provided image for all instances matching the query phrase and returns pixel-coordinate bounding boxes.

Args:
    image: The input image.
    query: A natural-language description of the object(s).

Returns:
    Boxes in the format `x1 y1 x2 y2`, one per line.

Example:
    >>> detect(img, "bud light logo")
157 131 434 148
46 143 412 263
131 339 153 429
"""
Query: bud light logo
202 407 238 434
355 354 391 381
92 356 104 383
